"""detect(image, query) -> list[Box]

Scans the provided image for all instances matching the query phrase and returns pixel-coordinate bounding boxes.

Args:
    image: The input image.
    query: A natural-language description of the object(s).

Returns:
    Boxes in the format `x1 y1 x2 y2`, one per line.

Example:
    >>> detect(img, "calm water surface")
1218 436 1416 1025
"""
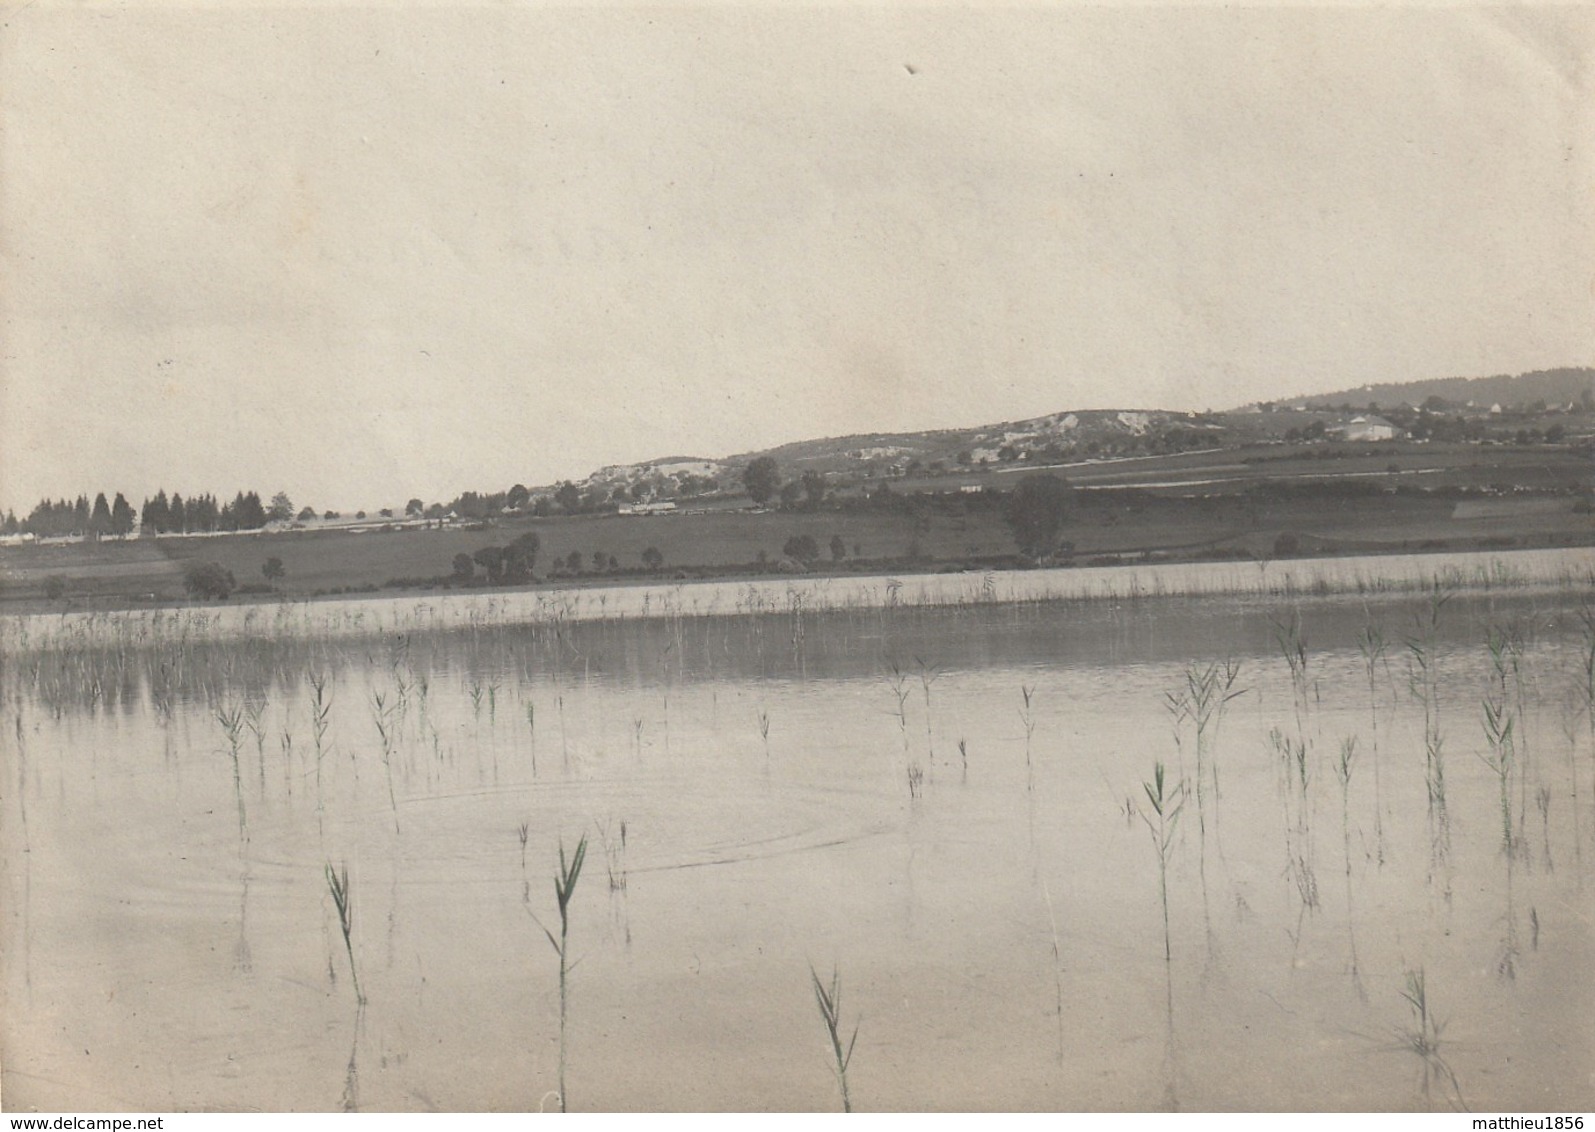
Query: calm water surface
3 569 1593 1110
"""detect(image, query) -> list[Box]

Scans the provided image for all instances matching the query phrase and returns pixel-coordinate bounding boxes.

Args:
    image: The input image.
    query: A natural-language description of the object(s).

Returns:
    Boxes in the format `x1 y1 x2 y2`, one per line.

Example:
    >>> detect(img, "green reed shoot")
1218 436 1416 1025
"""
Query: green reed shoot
244 697 267 791
529 835 587 1113
884 663 911 757
810 964 859 1113
1581 604 1595 758
1042 878 1066 1067
1271 613 1311 740
215 703 248 842
915 656 941 765
1333 737 1356 878
1166 659 1244 946
326 863 364 1005
309 672 332 821
1499 627 1532 851
1481 700 1517 857
1405 619 1450 881
280 732 294 797
1334 737 1363 992
1483 628 1522 856
557 693 570 771
1575 604 1595 861
525 701 538 777
1535 784 1552 871
1019 684 1037 791
1141 760 1184 963
1270 726 1318 917
597 818 628 894
1398 968 1465 1110
370 692 401 834
1357 625 1389 864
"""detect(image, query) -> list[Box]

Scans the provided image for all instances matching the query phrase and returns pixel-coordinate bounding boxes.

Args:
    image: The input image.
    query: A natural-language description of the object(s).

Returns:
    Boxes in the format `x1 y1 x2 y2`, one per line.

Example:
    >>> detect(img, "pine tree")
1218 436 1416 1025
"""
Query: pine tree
90 493 112 537
111 493 136 536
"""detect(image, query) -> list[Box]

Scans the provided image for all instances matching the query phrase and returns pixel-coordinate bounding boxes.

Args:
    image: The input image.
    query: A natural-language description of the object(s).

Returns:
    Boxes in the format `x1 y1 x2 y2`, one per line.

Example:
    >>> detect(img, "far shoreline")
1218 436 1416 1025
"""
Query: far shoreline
4 544 1590 647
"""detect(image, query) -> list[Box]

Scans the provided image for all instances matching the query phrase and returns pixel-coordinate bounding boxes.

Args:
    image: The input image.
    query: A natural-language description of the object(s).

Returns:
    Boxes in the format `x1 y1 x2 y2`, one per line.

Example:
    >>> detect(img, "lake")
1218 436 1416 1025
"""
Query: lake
2 552 1592 1111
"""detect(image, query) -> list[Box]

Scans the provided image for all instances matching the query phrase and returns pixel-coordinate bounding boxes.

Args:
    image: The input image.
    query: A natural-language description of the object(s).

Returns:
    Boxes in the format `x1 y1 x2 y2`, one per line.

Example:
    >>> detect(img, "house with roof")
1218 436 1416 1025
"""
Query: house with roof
1330 415 1404 442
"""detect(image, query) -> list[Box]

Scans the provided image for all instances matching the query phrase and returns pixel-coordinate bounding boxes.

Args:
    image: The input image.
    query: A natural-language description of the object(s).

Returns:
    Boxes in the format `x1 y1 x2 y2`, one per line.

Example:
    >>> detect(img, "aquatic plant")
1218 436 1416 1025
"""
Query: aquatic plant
1270 726 1318 929
308 672 333 825
325 862 364 1005
1019 684 1037 791
598 818 628 894
1333 737 1363 994
810 964 859 1113
1141 760 1184 963
1483 627 1525 857
215 702 248 842
517 821 531 902
1535 784 1553 871
1405 590 1453 887
529 835 587 1113
1166 659 1244 947
525 701 538 777
1271 612 1311 747
916 656 941 766
884 663 911 758
1042 879 1066 1066
1397 969 1465 1111
1480 700 1517 858
243 697 268 792
370 691 401 834
1580 603 1595 801
1356 625 1389 864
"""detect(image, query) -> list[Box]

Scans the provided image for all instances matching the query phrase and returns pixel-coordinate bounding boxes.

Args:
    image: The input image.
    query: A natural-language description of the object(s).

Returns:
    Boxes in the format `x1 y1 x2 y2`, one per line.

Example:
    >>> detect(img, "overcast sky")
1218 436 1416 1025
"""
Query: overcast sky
2 4 1591 513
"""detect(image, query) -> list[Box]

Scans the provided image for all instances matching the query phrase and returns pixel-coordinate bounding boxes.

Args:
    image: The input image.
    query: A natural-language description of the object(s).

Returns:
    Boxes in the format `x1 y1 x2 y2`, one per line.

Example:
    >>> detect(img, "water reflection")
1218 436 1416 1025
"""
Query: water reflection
1 580 1591 1110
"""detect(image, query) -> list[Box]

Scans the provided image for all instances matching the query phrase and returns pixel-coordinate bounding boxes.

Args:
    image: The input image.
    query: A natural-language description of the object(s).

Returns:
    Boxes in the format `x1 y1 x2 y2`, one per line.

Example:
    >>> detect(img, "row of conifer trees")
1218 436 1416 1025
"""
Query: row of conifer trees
0 490 270 538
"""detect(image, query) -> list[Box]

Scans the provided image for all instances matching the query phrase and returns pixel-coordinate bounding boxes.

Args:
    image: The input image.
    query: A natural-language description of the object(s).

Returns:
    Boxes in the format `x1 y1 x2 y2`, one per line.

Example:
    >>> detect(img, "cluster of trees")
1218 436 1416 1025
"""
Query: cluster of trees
1002 474 1074 558
779 533 850 564
138 490 274 534
438 471 726 523
452 531 543 584
1 488 302 539
740 458 830 509
183 561 238 600
449 535 670 585
542 548 663 575
3 493 137 538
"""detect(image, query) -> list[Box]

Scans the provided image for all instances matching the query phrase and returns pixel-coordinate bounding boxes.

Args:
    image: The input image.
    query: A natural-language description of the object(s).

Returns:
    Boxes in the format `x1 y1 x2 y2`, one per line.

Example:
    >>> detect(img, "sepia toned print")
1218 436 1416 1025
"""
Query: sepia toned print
1 3 1592 1114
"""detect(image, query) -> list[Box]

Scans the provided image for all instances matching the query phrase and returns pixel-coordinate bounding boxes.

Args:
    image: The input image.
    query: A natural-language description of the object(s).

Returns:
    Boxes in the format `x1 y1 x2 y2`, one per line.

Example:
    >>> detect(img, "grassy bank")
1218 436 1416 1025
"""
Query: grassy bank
2 481 1590 613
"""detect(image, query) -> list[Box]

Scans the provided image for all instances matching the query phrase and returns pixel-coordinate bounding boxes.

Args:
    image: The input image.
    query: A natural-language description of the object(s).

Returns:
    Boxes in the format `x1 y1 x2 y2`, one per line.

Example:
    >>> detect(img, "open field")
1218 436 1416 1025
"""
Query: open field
3 450 1591 611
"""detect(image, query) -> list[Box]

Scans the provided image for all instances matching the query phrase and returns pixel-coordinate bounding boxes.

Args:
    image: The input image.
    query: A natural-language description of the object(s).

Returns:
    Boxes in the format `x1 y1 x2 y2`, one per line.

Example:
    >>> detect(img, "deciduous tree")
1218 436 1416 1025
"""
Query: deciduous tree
741 457 780 505
1003 474 1073 558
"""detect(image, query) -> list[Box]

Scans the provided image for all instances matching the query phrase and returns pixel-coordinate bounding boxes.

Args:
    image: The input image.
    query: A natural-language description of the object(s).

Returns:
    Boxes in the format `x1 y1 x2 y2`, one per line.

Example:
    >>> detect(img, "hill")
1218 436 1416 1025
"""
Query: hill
572 368 1590 502
1276 367 1594 413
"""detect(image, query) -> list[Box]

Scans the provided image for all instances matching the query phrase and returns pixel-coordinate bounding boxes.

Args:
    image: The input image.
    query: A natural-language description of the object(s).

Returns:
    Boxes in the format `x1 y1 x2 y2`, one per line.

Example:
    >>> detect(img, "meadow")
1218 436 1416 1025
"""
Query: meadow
1 549 1592 1110
2 472 1589 610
